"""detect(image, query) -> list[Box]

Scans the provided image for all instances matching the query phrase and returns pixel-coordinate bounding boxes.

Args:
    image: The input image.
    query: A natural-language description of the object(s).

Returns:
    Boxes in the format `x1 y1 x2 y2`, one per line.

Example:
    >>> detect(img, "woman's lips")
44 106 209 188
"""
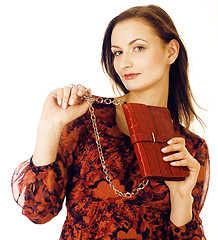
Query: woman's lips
124 73 141 80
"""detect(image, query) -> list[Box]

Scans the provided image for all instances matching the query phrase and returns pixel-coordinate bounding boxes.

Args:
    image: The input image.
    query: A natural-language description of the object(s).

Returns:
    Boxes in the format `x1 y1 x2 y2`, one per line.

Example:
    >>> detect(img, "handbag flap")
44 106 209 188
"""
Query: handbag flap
122 103 177 141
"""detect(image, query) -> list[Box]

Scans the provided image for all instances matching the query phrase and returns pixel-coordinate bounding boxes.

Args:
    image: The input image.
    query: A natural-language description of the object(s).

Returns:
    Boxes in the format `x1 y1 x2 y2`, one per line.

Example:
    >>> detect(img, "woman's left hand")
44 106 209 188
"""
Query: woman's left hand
161 137 200 197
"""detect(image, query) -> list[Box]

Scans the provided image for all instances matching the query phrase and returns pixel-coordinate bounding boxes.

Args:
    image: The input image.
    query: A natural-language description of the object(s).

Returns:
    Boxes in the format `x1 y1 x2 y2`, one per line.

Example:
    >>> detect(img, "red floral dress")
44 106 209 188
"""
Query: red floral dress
12 98 210 240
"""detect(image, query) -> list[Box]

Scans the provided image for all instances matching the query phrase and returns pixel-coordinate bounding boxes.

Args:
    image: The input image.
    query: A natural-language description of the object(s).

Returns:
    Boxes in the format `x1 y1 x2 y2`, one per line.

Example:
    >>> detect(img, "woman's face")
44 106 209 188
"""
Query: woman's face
111 18 170 93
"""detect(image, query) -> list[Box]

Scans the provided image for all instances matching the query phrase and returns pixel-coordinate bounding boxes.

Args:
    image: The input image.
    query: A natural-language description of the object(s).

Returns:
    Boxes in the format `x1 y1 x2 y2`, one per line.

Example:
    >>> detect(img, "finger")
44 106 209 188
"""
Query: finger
56 88 63 106
87 88 92 95
170 159 189 167
69 85 79 105
170 157 200 173
169 159 195 173
77 85 88 97
163 152 187 162
62 86 71 109
167 137 185 145
161 143 185 153
69 85 90 105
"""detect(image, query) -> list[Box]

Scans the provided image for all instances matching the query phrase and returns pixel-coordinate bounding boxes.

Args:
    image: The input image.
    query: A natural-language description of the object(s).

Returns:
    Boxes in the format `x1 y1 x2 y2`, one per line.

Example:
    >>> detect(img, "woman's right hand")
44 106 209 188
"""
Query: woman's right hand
40 84 90 127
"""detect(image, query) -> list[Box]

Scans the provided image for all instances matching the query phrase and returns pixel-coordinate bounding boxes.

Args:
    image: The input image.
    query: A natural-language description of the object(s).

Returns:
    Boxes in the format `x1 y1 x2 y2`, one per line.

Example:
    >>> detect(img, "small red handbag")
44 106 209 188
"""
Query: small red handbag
122 103 189 181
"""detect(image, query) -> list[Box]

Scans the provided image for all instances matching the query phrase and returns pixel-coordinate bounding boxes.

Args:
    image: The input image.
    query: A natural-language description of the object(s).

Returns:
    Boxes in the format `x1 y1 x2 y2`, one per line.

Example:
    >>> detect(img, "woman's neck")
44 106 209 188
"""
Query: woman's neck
121 88 168 108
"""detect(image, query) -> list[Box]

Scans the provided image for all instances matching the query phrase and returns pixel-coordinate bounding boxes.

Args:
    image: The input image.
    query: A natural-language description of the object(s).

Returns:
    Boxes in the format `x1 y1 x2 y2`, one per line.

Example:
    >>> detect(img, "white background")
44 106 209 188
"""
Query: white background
0 0 217 239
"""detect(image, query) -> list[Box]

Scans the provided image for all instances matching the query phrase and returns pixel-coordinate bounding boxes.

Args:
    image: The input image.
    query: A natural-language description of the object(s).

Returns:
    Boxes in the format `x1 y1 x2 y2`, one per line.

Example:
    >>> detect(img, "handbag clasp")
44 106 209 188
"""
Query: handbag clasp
151 132 156 143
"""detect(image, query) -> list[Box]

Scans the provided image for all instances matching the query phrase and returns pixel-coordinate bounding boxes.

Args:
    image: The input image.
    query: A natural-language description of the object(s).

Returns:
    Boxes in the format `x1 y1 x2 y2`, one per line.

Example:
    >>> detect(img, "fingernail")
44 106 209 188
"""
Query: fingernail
63 102 67 109
58 99 62 106
163 156 169 161
161 147 167 153
170 162 176 165
69 99 75 105
167 139 173 144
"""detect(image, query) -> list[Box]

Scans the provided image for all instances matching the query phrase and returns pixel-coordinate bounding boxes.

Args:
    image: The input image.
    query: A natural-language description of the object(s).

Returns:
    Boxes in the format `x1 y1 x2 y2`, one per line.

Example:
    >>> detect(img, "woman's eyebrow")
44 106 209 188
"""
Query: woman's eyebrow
111 38 150 48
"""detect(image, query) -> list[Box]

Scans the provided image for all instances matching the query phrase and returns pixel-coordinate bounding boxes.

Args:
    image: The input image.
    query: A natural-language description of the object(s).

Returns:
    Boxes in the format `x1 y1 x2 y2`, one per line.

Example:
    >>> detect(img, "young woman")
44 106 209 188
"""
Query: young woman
12 5 209 240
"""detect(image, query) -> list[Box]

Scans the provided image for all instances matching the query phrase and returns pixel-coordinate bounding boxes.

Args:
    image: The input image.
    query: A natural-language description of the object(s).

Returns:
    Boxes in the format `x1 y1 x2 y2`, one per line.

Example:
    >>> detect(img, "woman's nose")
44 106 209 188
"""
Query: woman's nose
120 53 133 69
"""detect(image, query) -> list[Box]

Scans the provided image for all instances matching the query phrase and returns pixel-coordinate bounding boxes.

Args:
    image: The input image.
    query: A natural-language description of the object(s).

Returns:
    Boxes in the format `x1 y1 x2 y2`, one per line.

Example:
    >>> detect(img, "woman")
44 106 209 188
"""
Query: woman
12 5 209 240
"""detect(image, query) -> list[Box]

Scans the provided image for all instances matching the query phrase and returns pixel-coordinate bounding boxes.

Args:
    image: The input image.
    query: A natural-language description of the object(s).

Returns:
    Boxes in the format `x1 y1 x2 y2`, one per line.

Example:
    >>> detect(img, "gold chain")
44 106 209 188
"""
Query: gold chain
84 94 149 198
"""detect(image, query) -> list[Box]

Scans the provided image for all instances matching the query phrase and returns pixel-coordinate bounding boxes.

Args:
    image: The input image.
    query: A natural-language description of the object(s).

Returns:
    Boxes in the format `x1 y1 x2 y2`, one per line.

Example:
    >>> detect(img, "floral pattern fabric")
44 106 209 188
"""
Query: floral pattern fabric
12 98 210 239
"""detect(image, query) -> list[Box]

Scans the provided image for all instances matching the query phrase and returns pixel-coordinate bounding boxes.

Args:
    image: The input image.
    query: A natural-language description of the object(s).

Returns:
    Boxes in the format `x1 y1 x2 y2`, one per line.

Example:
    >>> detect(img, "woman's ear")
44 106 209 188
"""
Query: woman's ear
167 39 180 64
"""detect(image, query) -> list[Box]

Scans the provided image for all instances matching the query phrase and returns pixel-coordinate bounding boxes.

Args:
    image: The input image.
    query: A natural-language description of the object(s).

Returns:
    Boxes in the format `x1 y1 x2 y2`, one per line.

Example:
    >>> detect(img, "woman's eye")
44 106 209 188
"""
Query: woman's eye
134 46 144 51
113 51 122 56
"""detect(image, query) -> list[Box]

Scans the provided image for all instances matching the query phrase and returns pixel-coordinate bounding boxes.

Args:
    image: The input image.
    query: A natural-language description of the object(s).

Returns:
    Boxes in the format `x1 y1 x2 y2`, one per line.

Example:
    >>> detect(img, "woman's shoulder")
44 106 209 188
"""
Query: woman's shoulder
90 95 118 124
175 123 205 142
64 95 115 130
174 123 208 160
91 95 117 107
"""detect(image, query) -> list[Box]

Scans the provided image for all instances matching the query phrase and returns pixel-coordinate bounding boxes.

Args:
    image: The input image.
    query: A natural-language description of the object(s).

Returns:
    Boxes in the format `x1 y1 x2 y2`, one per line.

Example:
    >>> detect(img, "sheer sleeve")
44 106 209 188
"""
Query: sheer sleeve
165 138 210 239
11 115 86 224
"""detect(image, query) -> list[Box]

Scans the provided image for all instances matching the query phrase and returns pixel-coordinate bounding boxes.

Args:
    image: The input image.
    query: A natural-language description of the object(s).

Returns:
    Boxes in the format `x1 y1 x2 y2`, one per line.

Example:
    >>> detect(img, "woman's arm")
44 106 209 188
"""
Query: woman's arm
169 191 193 227
32 119 63 166
12 118 83 224
162 137 201 227
160 136 209 240
12 84 90 223
32 85 89 166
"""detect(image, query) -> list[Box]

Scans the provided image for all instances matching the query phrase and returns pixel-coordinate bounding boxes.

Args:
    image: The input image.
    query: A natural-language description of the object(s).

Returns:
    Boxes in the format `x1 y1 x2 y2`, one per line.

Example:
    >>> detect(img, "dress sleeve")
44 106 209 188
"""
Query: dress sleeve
165 138 210 240
11 116 86 224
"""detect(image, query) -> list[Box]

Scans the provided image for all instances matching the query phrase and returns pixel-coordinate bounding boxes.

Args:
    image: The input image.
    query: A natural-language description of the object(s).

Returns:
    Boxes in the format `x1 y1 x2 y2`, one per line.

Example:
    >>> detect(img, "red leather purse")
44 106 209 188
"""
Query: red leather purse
122 103 189 181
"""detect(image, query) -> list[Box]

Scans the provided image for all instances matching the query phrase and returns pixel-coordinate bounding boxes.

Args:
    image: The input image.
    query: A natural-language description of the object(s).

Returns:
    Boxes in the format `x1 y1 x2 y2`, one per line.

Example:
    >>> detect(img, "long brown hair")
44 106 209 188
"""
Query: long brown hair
101 5 204 129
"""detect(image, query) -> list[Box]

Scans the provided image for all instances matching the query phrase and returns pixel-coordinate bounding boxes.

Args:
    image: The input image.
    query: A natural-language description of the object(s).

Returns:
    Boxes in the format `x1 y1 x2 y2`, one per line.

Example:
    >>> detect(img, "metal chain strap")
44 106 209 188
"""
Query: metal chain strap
84 94 149 198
